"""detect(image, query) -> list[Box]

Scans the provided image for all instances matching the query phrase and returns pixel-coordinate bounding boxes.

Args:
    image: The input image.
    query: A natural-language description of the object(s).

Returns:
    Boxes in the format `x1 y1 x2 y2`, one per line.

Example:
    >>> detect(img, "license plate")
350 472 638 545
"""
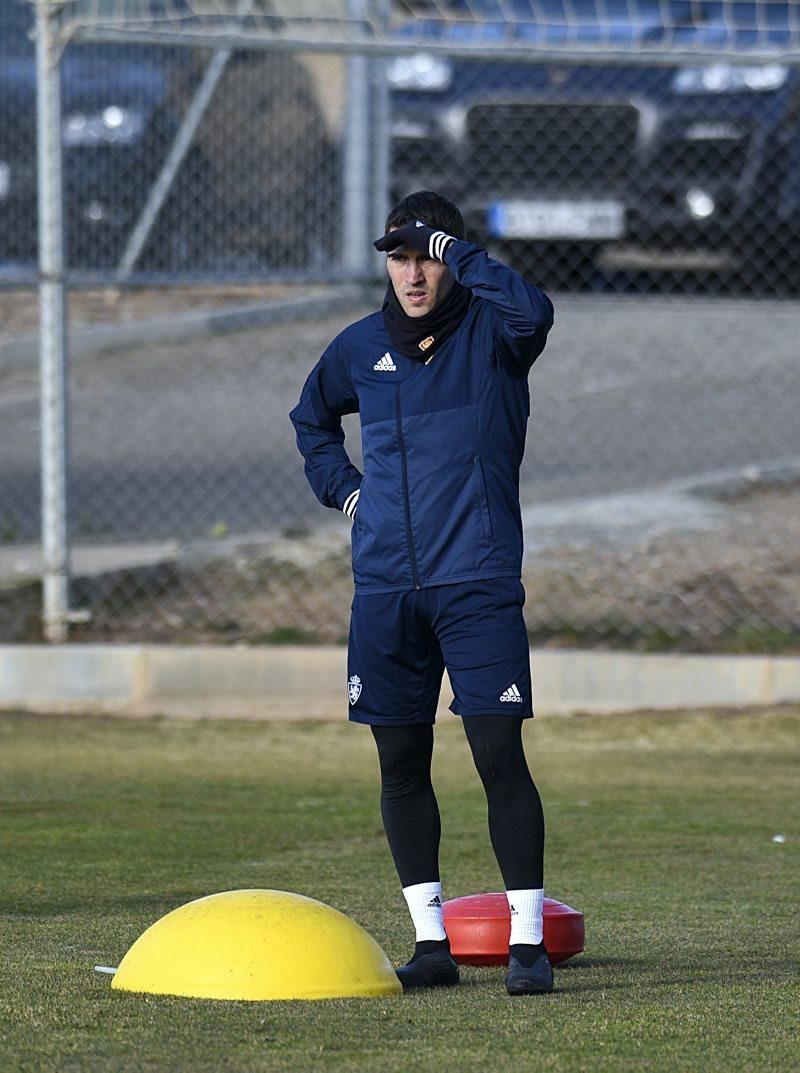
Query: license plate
0 163 9 200
488 198 625 240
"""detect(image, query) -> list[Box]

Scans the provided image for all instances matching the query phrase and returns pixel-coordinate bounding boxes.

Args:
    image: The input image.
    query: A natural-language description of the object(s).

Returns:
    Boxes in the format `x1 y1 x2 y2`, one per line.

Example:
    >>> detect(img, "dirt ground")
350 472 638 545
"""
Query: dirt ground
0 283 298 337
521 482 800 651
8 481 786 652
2 284 797 651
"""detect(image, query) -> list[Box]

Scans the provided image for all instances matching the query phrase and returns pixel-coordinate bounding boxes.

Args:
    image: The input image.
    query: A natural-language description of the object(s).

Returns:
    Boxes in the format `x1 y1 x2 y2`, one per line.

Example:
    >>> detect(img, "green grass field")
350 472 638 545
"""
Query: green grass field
1 707 798 1073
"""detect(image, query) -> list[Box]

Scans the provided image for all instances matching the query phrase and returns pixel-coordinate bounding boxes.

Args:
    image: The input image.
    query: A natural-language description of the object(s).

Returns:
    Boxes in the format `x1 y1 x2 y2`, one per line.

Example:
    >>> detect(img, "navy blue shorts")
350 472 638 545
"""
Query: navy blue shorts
346 578 533 726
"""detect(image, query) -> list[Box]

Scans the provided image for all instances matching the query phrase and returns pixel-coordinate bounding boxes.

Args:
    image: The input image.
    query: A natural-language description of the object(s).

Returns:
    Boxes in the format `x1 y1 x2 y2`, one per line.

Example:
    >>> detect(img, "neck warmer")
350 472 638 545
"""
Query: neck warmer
382 280 472 362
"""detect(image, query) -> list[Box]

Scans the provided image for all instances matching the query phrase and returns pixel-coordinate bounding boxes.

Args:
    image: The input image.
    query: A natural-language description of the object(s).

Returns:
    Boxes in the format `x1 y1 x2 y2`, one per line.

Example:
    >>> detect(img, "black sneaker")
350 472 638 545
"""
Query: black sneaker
505 952 554 995
396 950 460 990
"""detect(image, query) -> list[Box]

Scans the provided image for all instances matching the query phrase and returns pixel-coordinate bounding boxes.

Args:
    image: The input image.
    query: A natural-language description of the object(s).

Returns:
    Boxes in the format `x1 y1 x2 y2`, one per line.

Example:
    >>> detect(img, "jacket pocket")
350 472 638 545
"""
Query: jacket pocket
474 457 494 542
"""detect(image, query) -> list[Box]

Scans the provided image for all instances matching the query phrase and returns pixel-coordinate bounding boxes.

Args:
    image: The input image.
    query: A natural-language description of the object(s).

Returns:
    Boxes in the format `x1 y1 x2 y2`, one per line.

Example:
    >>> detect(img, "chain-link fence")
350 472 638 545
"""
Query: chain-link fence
1 0 799 651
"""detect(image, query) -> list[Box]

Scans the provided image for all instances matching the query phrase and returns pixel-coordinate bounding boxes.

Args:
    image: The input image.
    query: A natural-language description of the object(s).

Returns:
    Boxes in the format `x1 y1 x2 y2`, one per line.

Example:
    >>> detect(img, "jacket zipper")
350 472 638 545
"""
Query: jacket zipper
395 382 421 589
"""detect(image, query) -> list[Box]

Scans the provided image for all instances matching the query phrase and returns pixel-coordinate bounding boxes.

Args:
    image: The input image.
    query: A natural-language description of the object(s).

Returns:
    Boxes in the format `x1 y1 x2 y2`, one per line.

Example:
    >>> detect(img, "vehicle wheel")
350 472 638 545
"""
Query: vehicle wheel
736 230 800 295
490 240 602 291
138 147 211 274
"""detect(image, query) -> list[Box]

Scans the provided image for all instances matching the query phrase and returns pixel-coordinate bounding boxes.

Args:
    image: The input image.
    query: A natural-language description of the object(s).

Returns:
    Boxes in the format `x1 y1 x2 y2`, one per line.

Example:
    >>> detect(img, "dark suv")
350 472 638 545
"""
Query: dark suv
389 1 800 289
0 0 335 274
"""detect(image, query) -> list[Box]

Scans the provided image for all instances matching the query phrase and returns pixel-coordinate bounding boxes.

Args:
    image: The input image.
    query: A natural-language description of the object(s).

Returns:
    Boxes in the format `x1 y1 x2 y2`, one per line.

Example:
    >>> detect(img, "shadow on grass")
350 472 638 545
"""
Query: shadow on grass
557 955 646 970
555 953 800 993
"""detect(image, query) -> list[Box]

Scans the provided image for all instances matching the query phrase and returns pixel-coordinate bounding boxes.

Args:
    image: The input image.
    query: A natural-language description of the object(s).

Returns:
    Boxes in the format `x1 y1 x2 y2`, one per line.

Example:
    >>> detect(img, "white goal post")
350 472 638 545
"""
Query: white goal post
46 1 800 64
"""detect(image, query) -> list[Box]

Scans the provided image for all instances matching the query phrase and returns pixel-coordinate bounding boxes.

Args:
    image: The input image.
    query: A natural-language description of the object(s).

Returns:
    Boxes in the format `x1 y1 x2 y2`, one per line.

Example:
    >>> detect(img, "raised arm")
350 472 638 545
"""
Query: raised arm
445 241 554 376
289 337 363 519
375 221 554 378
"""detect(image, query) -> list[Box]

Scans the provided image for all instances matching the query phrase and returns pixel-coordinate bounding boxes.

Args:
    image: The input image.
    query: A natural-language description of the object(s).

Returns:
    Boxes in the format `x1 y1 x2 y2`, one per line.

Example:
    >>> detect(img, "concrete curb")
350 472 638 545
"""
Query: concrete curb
1 645 798 720
667 456 800 499
0 284 373 370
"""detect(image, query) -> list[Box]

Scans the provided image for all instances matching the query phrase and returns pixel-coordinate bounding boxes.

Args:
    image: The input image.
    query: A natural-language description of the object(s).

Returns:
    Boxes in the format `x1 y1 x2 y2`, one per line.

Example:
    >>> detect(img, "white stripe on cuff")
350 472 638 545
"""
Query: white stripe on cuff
428 230 454 262
342 488 360 519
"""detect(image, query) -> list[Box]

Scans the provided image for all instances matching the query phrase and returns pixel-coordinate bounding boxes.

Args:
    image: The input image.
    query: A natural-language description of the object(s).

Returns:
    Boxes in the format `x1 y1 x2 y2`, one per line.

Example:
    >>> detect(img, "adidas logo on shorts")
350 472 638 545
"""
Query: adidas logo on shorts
500 683 523 703
373 352 397 372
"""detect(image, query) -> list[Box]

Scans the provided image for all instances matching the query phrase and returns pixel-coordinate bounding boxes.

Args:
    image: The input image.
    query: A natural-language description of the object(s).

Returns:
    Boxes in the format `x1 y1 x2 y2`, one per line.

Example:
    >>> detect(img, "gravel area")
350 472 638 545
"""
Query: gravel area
521 483 800 651
3 292 799 543
2 287 798 648
0 283 300 337
2 482 792 651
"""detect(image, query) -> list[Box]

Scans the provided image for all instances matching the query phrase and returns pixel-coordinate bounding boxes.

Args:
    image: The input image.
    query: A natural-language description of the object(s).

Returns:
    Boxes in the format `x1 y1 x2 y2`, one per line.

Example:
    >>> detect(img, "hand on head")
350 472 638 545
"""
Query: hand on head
374 221 456 262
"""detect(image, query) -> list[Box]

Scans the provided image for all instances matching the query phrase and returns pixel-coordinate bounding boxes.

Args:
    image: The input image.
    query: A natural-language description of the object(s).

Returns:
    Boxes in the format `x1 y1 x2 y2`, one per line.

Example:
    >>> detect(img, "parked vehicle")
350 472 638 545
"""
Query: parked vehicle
389 1 800 289
0 0 335 274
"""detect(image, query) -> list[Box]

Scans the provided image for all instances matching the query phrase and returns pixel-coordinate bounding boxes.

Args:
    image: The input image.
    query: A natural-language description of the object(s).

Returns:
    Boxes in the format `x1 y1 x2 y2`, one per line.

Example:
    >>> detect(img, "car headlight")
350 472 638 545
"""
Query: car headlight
63 106 146 147
672 63 788 95
387 53 453 92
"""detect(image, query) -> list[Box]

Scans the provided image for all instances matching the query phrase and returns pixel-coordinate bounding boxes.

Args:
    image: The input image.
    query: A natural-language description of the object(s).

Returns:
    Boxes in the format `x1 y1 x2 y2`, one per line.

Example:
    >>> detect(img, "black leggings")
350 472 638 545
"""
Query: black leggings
371 716 544 890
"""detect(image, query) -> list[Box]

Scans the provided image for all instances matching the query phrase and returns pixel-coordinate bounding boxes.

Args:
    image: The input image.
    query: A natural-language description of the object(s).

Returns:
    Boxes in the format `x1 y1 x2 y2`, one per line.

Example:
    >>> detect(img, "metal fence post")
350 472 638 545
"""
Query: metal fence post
371 0 392 256
35 0 70 643
343 0 372 278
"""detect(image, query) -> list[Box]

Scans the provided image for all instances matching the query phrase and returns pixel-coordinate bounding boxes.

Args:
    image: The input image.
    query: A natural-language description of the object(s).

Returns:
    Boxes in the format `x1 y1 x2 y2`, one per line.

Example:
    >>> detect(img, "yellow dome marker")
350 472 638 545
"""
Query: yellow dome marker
110 889 402 1001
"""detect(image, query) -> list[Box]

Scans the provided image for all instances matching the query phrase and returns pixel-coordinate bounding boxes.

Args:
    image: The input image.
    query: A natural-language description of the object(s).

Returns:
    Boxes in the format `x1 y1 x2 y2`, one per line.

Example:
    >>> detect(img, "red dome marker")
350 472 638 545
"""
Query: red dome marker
443 893 584 966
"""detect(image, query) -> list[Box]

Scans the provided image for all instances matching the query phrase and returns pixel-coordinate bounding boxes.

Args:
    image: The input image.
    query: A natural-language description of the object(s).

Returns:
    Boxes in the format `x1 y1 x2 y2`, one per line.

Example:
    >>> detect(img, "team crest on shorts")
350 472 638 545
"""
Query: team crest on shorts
348 674 362 705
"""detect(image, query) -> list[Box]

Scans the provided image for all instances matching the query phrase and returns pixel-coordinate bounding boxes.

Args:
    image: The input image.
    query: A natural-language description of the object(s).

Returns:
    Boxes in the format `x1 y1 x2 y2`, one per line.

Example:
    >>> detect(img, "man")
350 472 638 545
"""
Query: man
290 191 554 995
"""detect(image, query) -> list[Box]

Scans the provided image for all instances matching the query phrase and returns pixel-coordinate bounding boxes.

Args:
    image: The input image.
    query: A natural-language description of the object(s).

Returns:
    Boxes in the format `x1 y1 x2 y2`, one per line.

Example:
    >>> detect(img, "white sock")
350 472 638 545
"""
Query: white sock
507 888 544 946
402 881 447 942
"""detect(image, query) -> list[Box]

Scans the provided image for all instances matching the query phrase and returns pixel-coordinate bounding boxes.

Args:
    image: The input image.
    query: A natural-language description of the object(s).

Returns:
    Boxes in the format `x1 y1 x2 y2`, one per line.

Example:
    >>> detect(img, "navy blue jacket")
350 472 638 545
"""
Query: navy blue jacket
290 240 554 594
